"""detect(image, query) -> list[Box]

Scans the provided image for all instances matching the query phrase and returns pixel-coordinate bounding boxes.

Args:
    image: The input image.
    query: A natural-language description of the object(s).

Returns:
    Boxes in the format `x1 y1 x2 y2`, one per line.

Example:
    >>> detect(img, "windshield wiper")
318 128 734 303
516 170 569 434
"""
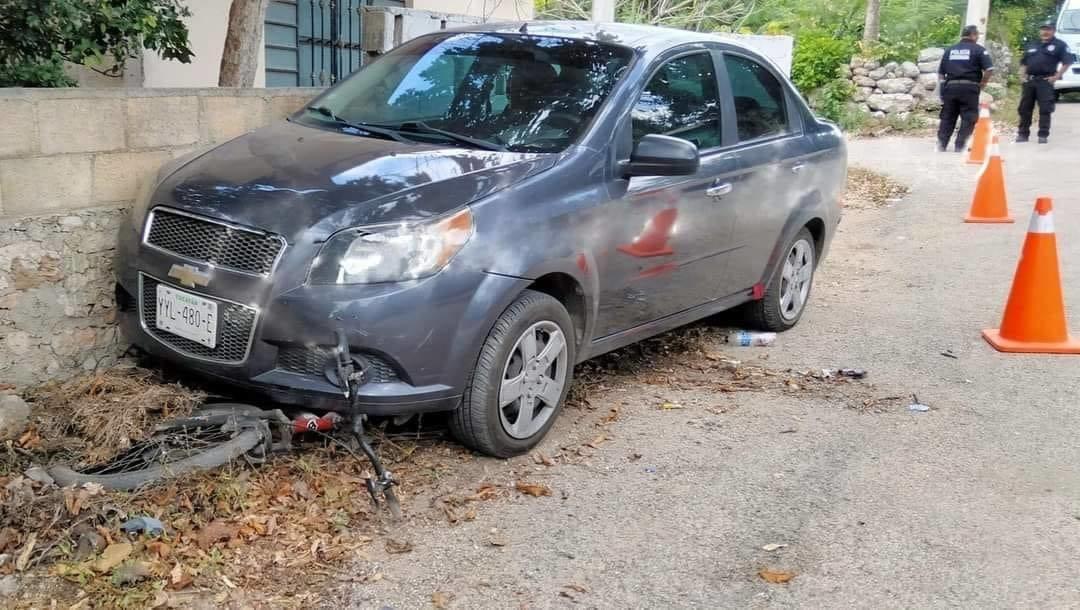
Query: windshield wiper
305 106 407 142
394 121 507 151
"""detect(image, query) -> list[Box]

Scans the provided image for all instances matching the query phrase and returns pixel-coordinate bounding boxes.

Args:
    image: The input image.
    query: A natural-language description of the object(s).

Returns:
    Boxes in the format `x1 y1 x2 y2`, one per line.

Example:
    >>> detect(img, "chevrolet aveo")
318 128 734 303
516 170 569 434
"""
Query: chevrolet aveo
116 22 846 457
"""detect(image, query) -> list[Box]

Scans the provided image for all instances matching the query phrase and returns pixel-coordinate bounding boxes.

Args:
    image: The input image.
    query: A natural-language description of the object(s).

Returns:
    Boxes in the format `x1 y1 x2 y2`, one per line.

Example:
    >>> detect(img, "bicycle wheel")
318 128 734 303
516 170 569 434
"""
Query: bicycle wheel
49 424 264 491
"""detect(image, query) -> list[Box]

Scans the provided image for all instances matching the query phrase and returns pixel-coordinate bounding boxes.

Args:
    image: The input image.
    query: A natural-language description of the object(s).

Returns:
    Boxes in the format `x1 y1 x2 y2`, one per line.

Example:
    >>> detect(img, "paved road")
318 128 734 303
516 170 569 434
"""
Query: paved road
344 105 1080 609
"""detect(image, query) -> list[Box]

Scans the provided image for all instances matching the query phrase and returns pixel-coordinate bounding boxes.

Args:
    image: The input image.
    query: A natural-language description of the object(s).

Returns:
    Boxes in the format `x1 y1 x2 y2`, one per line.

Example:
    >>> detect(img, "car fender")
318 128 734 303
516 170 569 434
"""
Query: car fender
437 271 534 394
511 249 601 350
759 190 830 288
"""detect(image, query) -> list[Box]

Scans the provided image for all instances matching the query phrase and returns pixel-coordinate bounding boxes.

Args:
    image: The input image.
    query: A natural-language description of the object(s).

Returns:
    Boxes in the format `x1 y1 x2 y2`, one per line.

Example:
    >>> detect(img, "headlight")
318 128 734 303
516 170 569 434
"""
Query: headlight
129 174 158 233
309 208 474 284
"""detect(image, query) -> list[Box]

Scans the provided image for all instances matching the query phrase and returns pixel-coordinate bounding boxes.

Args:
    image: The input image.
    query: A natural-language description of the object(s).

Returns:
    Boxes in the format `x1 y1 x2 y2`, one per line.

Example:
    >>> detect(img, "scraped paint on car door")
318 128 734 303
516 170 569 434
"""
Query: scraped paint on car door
595 50 740 338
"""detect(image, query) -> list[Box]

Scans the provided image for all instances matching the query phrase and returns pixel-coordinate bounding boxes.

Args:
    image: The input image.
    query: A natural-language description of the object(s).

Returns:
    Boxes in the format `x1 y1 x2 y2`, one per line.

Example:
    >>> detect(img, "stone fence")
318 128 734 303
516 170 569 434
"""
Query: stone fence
0 88 319 389
842 47 1008 118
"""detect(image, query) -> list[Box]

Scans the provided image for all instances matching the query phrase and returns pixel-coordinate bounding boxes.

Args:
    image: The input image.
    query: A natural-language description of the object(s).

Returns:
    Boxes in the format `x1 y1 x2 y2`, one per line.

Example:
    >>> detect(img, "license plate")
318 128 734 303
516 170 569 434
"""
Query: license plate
156 284 218 348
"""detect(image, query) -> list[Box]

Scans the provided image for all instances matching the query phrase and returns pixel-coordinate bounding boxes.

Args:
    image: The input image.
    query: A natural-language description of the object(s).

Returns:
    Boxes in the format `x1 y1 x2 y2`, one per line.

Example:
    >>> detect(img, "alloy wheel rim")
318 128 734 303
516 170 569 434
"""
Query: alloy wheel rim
779 238 814 321
498 321 568 440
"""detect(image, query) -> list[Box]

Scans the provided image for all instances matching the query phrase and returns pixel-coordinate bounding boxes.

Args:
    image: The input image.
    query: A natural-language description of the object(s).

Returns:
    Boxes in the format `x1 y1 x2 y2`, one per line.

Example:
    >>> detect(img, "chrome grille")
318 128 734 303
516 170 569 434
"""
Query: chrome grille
140 275 257 363
277 346 400 383
144 209 285 276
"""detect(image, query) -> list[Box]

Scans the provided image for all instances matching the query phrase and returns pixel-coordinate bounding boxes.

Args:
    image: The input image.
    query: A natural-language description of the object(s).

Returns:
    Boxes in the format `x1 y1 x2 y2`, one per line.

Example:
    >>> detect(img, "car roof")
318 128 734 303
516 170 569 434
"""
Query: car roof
444 20 758 54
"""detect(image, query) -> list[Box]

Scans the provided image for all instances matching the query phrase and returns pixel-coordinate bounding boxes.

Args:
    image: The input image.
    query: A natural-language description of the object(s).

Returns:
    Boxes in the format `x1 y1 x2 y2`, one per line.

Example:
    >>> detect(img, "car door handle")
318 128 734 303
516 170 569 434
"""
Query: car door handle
706 183 733 198
790 163 806 174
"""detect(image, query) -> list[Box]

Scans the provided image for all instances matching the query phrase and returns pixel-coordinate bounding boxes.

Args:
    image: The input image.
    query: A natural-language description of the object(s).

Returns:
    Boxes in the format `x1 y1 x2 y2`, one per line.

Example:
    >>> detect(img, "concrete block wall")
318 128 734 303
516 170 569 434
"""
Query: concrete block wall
0 87 319 389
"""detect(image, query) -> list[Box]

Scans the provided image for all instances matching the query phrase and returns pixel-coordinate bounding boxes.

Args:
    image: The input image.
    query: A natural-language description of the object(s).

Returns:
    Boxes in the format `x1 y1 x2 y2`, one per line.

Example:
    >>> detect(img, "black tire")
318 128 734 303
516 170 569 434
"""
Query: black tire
742 227 817 332
450 290 576 458
153 403 271 432
48 427 264 491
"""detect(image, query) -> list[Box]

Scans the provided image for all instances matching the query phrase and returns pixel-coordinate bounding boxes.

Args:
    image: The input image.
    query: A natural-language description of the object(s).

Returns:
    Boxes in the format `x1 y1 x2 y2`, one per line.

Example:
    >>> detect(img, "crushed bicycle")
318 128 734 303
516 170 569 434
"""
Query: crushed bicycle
48 330 403 520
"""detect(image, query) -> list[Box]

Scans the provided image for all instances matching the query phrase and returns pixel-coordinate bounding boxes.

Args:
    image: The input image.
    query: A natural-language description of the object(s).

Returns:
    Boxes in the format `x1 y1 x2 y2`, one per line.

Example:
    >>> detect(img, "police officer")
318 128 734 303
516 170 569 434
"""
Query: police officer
937 25 993 152
1017 22 1074 143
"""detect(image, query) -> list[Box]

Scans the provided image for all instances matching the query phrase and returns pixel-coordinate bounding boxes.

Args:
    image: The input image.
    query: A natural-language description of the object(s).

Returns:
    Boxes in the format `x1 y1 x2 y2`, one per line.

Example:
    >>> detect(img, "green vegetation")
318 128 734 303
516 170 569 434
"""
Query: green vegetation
759 1 958 128
791 33 856 94
988 0 1057 51
813 78 858 123
535 0 752 31
0 0 192 87
538 0 1058 130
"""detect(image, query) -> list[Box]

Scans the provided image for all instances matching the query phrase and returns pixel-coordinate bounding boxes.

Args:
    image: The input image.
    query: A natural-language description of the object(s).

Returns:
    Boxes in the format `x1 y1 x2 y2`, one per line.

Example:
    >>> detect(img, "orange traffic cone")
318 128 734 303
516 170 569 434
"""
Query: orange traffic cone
982 197 1080 354
966 104 992 165
964 137 1013 223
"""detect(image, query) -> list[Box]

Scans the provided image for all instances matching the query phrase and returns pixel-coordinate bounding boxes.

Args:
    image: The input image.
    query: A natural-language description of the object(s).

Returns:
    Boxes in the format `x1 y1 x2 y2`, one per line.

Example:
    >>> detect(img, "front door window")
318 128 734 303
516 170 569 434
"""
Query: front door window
631 53 723 150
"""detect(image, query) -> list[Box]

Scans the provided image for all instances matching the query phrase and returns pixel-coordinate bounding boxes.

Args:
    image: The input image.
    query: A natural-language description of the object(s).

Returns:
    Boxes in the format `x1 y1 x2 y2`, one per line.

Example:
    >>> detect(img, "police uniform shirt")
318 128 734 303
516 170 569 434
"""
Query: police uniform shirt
939 40 993 83
1021 37 1073 76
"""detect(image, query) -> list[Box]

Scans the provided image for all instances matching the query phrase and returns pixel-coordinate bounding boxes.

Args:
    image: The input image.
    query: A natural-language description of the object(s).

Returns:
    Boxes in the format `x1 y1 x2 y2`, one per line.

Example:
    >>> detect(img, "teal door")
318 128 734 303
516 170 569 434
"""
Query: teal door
265 0 405 87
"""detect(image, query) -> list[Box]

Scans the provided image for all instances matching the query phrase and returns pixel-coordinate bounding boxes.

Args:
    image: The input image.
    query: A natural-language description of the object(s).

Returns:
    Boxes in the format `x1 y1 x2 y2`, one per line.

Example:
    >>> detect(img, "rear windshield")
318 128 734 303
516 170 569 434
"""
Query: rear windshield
295 33 634 153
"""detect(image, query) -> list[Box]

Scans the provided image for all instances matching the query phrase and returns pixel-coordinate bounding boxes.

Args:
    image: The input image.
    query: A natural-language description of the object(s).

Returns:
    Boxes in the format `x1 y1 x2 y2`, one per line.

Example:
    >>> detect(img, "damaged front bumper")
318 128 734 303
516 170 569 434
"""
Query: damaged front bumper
114 216 528 415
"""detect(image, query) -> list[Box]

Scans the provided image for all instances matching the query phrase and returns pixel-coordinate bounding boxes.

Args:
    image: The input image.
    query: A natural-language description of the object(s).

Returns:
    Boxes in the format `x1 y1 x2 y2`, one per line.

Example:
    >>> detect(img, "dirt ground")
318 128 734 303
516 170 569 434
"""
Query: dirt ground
335 105 1080 608
5 108 1080 609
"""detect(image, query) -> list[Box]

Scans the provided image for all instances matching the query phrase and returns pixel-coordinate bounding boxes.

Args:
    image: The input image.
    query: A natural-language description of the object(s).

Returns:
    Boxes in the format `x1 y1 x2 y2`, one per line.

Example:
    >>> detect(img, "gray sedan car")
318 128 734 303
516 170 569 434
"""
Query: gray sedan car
116 22 845 457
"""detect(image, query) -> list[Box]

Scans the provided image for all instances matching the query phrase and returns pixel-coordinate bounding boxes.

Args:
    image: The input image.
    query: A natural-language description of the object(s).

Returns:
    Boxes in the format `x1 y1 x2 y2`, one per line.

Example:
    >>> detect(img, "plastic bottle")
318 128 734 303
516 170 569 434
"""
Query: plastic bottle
726 331 777 347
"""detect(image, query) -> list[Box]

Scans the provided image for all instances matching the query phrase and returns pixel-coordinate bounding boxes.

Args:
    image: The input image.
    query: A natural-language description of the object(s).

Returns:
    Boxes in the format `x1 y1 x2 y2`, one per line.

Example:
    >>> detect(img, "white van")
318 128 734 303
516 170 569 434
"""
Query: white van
1055 0 1080 96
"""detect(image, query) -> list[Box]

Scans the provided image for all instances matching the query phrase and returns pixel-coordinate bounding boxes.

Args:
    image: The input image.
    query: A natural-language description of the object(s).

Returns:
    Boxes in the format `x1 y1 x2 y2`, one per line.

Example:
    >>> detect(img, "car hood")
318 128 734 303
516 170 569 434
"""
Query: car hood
154 120 556 241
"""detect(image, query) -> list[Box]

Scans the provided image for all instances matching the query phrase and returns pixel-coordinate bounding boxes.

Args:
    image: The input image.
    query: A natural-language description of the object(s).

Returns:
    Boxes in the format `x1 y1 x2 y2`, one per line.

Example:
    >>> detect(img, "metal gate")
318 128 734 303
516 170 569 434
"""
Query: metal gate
265 0 405 87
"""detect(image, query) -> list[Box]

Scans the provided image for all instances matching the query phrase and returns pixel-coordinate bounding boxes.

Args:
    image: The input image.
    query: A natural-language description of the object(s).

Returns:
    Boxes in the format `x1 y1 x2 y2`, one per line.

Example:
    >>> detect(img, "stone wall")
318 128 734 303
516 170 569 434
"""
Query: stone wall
0 87 319 389
842 46 1008 119
842 49 940 118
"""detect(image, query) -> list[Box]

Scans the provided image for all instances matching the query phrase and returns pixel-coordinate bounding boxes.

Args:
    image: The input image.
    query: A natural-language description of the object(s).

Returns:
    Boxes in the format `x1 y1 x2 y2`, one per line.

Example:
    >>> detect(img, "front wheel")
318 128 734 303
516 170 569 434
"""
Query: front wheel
450 290 576 458
742 228 817 332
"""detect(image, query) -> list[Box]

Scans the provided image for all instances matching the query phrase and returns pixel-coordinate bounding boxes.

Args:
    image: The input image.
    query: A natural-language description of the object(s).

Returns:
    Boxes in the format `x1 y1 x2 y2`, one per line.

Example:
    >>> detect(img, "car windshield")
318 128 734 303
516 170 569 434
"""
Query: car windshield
294 33 634 153
1062 10 1080 33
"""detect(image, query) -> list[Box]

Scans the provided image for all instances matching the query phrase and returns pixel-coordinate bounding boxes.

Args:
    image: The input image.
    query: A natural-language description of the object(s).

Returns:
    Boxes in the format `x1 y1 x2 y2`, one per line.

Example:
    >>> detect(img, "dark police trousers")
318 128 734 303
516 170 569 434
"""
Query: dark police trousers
937 81 980 150
1018 78 1056 138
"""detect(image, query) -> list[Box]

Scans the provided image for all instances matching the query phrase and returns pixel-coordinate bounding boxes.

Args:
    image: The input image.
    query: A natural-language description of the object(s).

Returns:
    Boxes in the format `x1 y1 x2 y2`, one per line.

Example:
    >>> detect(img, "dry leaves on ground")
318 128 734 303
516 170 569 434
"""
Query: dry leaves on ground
1 310 910 607
27 368 204 464
385 538 414 554
759 568 795 584
432 591 454 608
514 482 552 497
844 166 910 210
532 452 555 467
437 484 505 523
195 520 239 550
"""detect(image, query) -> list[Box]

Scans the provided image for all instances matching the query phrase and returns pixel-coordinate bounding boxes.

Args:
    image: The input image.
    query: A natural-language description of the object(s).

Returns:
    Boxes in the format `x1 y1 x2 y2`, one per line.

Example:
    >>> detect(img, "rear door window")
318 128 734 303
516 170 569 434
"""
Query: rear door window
631 52 723 150
722 54 790 141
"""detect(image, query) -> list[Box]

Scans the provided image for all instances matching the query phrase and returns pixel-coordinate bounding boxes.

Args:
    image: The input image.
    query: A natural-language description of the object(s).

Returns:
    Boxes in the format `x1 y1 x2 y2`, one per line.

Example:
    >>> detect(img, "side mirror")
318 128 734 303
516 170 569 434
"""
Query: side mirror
622 134 700 177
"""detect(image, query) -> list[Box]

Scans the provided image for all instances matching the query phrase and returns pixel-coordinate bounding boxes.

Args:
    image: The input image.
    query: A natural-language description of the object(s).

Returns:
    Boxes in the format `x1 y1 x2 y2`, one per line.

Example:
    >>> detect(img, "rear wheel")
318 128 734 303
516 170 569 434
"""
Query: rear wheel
743 228 817 332
450 290 576 458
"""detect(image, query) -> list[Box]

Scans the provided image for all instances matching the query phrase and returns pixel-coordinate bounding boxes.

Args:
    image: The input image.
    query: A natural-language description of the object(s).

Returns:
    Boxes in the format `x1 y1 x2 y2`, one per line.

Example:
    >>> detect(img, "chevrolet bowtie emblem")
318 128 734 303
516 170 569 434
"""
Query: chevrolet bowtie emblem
168 263 211 288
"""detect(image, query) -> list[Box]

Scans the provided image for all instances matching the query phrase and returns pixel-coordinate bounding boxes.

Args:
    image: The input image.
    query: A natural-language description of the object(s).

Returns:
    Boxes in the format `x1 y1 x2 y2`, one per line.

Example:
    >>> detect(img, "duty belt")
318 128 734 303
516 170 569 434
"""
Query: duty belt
945 79 978 86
